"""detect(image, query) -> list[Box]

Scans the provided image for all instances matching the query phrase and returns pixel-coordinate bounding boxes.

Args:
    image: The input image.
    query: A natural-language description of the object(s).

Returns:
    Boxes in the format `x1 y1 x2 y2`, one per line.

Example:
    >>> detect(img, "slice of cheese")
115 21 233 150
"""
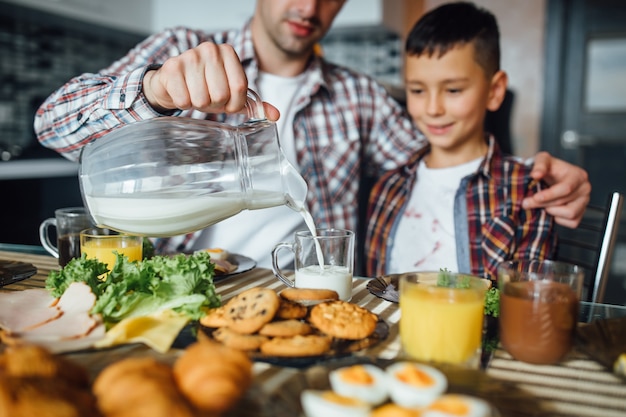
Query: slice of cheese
94 310 189 353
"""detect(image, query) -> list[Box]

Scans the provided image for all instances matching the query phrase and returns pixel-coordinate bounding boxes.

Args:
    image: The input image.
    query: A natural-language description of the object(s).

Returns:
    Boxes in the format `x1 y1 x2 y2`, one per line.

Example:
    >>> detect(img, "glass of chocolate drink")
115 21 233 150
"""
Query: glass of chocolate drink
497 260 584 365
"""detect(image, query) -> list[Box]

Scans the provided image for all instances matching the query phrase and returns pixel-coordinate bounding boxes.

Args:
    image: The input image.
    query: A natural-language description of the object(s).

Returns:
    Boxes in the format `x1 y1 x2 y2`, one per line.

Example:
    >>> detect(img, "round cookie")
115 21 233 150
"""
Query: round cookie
260 335 332 357
308 300 378 340
275 298 308 320
224 288 280 334
199 306 230 328
258 319 313 337
280 287 339 303
213 327 269 351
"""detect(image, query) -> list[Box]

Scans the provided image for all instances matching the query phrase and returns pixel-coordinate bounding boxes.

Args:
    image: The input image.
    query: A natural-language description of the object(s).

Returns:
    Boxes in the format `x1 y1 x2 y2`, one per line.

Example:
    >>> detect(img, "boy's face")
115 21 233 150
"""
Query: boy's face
405 43 506 160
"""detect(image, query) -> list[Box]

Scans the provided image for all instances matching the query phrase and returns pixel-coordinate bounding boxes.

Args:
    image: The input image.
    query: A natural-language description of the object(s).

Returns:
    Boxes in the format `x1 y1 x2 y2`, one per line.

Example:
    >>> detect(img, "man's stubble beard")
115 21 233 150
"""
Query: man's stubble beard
271 30 318 60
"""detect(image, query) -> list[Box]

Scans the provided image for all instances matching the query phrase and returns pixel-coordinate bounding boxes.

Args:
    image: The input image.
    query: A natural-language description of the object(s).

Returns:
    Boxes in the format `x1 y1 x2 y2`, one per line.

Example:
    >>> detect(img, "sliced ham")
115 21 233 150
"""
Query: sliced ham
43 322 106 353
17 310 100 340
56 281 97 316
2 320 106 354
0 288 61 332
13 282 99 341
1 282 105 352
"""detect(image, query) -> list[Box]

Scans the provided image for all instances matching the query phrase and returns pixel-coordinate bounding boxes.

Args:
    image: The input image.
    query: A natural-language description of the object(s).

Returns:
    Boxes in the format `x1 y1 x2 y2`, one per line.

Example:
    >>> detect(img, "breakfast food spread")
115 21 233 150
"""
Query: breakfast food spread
261 334 333 357
223 287 281 334
329 364 389 406
301 389 371 417
0 344 99 416
94 357 196 417
385 362 448 408
172 340 253 415
213 326 269 351
0 282 105 352
201 248 239 275
275 297 309 319
301 362 491 417
200 287 381 357
0 340 253 417
309 300 378 340
280 287 340 303
258 318 313 337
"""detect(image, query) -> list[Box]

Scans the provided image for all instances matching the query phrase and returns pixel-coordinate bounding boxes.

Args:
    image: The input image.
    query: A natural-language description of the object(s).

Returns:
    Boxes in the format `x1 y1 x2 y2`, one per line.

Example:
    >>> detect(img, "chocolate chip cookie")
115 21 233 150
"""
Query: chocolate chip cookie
224 288 280 334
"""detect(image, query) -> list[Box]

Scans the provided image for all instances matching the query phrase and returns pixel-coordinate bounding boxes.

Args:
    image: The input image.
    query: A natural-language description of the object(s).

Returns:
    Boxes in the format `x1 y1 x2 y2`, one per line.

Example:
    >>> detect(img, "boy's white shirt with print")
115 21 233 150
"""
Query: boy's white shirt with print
388 157 482 274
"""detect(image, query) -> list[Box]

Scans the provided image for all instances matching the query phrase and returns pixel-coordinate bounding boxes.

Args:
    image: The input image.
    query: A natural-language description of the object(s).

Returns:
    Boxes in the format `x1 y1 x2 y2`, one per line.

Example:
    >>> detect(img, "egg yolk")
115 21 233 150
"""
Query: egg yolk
339 365 375 385
395 365 435 387
322 391 366 406
428 396 470 415
372 403 421 417
205 248 225 254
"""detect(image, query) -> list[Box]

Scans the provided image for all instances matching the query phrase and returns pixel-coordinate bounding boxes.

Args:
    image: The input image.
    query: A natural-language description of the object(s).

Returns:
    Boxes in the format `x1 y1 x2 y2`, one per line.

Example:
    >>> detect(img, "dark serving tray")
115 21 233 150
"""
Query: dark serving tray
0 260 37 287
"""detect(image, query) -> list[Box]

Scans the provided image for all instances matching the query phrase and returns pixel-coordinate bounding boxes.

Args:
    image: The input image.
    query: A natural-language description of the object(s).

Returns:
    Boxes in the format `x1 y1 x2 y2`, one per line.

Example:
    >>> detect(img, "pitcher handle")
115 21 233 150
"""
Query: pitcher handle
271 242 296 288
245 88 266 122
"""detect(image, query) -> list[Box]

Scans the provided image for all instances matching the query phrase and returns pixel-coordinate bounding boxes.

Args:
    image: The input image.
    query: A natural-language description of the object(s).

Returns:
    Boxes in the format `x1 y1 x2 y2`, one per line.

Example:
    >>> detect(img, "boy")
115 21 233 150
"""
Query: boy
365 2 557 280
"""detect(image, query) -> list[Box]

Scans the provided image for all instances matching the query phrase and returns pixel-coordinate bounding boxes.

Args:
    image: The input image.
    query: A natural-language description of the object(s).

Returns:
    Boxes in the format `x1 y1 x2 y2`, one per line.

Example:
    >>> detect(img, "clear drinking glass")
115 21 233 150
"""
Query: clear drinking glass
399 271 489 367
80 227 143 272
497 259 584 365
39 207 94 266
271 229 355 301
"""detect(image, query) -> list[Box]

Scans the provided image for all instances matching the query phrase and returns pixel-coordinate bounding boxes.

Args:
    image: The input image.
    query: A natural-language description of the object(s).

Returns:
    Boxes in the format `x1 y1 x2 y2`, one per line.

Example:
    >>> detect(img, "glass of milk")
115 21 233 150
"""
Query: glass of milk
271 229 354 301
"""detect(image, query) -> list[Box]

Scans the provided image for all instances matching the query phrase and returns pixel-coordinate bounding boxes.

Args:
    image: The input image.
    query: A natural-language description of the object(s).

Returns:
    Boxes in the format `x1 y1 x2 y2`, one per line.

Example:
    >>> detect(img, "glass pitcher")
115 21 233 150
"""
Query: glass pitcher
78 89 308 237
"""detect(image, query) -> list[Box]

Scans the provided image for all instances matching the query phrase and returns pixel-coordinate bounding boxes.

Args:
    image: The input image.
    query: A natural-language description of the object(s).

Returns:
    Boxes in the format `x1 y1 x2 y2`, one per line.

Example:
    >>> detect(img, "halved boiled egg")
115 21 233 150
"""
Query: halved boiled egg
329 364 389 405
371 403 422 417
385 361 448 408
301 389 370 417
422 394 491 417
199 247 229 260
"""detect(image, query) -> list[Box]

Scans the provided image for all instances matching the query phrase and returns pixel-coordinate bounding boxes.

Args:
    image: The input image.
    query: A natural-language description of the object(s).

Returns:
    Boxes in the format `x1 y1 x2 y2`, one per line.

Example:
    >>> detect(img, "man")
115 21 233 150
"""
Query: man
35 0 589 270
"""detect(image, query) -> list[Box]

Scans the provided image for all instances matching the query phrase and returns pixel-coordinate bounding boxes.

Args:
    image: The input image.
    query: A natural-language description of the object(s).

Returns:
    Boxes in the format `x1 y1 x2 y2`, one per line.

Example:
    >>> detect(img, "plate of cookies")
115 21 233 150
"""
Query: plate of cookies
198 287 389 368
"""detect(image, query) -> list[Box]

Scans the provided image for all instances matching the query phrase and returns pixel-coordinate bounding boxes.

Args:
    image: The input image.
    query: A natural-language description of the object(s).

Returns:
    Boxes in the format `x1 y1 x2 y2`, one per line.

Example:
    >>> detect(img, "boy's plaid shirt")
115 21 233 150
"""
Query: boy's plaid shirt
365 136 557 280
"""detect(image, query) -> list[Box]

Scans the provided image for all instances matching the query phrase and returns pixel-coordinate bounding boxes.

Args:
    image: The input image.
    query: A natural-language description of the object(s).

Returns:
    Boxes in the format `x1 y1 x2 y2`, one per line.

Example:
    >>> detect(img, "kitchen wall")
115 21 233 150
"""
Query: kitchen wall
0 1 146 245
150 0 382 32
0 1 146 160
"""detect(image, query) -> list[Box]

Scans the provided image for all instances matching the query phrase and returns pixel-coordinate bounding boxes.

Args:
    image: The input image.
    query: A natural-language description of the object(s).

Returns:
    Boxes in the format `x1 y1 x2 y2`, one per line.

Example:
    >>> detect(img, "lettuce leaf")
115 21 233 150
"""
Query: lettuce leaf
45 251 220 326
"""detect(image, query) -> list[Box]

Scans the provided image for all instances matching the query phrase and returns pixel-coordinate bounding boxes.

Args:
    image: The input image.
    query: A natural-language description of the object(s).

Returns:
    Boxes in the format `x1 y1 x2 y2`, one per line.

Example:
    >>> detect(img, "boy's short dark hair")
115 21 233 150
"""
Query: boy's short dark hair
405 1 500 77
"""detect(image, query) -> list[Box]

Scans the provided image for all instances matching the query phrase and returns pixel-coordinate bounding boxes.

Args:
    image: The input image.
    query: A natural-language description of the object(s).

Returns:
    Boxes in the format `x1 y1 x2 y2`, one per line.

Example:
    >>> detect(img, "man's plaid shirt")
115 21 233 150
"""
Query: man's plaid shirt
34 21 425 254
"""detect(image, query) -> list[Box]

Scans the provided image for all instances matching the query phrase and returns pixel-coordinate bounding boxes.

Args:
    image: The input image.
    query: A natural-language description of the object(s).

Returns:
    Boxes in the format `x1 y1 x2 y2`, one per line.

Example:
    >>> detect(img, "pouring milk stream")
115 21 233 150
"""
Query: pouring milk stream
79 89 326 268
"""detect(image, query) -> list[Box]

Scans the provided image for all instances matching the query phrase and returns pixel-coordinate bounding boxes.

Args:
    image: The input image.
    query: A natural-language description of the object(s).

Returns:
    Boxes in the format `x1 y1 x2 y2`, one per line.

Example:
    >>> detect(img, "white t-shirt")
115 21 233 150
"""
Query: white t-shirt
388 157 482 274
192 72 307 269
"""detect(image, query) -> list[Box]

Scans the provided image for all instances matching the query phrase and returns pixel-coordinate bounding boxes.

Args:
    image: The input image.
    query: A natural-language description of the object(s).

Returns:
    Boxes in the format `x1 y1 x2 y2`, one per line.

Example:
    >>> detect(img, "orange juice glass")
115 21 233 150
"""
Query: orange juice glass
80 227 142 271
399 272 488 366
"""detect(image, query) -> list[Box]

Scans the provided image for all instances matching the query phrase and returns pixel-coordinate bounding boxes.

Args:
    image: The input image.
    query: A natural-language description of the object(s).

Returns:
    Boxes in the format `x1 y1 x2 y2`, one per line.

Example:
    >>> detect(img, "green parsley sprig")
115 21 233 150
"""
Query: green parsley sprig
484 287 500 317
